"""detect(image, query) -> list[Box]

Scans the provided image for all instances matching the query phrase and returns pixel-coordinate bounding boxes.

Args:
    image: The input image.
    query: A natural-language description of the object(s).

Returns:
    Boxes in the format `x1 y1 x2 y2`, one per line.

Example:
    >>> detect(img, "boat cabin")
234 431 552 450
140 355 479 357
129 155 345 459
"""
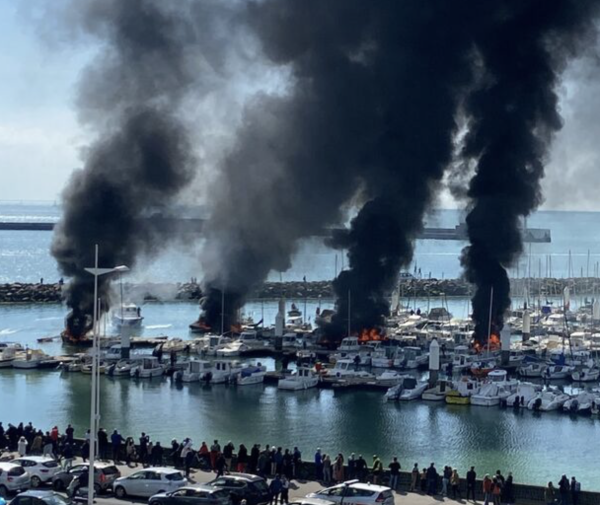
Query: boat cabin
339 337 360 352
141 357 160 369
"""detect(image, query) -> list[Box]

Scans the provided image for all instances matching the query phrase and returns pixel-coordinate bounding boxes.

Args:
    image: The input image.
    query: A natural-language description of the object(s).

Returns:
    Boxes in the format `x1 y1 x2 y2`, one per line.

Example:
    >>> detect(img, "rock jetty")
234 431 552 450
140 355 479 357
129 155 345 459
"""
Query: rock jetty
1 277 600 304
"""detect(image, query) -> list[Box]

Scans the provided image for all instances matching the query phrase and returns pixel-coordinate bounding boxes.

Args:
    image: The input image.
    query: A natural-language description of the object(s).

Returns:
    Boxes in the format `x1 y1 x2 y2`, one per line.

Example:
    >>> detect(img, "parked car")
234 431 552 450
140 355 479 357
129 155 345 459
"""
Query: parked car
306 480 395 505
149 485 232 505
113 468 187 498
0 463 30 498
12 458 60 489
206 474 270 505
52 462 120 494
8 491 69 505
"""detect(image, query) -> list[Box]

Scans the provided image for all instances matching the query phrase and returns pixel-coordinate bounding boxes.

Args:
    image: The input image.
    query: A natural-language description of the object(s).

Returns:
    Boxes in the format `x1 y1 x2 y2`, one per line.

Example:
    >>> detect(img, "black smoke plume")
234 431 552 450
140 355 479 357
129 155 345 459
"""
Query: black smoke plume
51 0 198 338
460 1 600 343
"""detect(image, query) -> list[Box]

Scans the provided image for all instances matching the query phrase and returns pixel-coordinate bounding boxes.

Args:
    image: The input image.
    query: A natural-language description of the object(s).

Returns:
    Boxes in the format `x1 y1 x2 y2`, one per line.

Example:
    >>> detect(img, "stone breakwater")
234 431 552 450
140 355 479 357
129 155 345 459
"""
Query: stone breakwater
2 277 600 304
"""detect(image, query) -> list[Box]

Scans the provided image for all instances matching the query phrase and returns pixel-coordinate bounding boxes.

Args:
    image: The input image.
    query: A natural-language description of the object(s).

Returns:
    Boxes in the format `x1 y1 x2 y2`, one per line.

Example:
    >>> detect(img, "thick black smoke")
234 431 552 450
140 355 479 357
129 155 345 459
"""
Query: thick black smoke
460 1 600 343
51 0 199 338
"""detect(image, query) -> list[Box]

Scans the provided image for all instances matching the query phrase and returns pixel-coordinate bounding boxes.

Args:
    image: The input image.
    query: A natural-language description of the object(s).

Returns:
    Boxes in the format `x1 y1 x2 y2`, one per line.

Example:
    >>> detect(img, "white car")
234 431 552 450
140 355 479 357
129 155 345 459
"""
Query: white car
13 457 61 488
0 462 30 497
307 480 395 505
113 468 188 498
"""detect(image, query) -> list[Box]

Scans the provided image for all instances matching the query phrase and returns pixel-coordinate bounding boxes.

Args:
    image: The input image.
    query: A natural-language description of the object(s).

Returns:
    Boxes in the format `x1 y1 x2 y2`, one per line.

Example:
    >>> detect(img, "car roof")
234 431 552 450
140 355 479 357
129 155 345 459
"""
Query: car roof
291 499 336 505
134 467 182 474
12 491 59 498
14 457 54 463
221 473 263 482
0 462 20 469
322 481 390 493
184 485 223 492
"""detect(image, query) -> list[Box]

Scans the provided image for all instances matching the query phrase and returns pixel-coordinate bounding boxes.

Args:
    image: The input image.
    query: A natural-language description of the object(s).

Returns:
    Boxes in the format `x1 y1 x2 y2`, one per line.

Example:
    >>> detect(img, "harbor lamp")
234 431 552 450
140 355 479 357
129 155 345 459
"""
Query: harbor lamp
84 244 129 505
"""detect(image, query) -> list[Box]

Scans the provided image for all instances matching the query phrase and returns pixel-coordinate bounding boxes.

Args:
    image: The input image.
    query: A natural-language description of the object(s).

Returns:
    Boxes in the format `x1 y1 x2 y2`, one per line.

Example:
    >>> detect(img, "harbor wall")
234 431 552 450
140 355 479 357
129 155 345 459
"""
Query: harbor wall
2 277 600 304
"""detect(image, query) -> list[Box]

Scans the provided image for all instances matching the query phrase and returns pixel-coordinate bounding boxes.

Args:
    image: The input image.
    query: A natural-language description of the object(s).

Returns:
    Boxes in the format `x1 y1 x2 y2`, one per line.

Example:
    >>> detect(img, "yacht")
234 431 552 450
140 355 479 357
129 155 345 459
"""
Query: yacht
470 370 517 407
327 359 373 379
278 367 320 391
112 303 143 329
0 343 23 368
518 362 547 378
130 357 165 378
236 364 267 386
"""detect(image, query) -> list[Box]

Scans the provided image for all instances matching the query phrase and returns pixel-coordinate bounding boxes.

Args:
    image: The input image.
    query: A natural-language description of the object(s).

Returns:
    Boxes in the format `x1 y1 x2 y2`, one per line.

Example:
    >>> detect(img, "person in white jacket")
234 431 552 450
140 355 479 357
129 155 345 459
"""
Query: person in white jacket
17 436 28 457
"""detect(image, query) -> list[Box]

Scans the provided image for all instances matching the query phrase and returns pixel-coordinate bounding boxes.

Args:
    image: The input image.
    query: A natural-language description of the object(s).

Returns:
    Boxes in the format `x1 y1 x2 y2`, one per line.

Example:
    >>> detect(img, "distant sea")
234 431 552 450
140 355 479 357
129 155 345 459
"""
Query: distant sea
1 202 600 284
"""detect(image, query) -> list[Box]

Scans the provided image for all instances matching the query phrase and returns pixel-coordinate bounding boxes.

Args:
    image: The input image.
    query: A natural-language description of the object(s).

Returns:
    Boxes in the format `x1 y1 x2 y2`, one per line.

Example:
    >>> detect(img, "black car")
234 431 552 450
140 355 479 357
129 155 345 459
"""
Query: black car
206 474 270 505
9 491 69 505
149 485 231 505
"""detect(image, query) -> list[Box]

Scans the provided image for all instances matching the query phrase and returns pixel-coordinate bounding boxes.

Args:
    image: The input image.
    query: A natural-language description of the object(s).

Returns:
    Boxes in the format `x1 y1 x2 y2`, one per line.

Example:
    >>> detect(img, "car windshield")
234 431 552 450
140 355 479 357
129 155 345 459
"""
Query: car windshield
212 490 230 500
45 494 70 505
101 466 119 475
166 472 184 481
252 481 269 492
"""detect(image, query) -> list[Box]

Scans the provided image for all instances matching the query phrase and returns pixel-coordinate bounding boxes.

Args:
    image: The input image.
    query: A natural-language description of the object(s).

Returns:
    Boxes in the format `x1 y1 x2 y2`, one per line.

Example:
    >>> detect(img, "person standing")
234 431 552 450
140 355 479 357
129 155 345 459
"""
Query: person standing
570 477 580 505
17 436 28 457
269 475 282 505
237 444 248 473
505 472 515 504
111 430 123 464
426 463 438 495
152 442 164 467
80 440 89 463
125 438 137 467
467 466 477 502
558 475 570 505
65 425 74 443
410 463 419 492
323 454 332 484
372 455 383 485
333 454 344 483
62 443 74 470
280 475 290 505
483 474 493 505
492 478 502 505
249 444 260 474
356 455 367 483
215 453 227 477
292 447 302 479
139 433 149 466
388 457 401 491
210 440 220 470
442 466 451 496
347 454 356 480
314 449 323 481
545 482 556 505
185 447 195 478
451 469 461 499
223 441 235 471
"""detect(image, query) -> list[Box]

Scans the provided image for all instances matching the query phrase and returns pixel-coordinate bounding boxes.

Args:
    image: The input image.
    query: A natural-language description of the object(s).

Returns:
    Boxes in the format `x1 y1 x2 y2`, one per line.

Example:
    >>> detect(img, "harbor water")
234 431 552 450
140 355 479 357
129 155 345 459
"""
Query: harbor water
2 203 600 489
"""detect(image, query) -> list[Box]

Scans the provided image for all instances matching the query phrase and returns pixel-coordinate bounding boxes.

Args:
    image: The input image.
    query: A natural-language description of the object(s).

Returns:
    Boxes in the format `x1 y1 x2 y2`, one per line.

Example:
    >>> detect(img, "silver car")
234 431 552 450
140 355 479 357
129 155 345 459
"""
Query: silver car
113 468 188 499
12 457 61 488
0 462 30 498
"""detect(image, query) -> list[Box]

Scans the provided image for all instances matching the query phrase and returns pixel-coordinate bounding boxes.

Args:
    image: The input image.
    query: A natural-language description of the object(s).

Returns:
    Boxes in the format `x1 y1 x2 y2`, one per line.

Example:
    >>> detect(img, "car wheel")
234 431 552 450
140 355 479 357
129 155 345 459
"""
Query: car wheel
115 486 127 499
31 476 42 488
53 480 65 491
0 485 8 498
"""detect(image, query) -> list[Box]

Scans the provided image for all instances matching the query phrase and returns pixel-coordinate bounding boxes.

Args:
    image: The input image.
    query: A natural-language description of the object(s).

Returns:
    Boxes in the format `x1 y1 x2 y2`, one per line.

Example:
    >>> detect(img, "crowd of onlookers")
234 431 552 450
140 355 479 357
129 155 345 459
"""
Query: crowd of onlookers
0 421 585 505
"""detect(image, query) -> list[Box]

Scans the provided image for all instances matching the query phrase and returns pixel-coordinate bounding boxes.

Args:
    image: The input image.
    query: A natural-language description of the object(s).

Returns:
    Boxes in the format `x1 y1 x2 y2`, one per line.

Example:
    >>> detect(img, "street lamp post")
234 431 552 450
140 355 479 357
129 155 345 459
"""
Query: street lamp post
84 244 129 505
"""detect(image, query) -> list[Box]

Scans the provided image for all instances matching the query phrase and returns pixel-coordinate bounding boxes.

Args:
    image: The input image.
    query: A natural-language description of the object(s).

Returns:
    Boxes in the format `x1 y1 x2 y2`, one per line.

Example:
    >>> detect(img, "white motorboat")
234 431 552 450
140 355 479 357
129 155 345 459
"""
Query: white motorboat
278 367 320 391
12 349 48 369
175 359 213 383
338 336 361 353
571 367 600 382
370 348 393 368
506 382 541 408
470 382 510 407
518 362 547 378
563 391 598 414
326 359 373 379
81 361 108 374
236 364 267 385
527 388 571 411
216 341 249 357
0 343 23 368
112 303 143 329
508 350 526 366
400 347 428 369
384 376 420 401
545 365 574 380
196 334 232 356
106 359 137 377
130 357 165 378
422 379 453 401
398 378 428 401
375 370 408 387
210 360 241 384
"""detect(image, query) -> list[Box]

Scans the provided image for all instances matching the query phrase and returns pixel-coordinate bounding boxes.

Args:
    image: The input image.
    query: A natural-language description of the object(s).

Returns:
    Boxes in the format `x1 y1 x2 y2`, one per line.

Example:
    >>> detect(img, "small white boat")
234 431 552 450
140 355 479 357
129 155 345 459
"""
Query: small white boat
527 388 571 411
506 382 541 408
326 359 373 379
216 341 249 357
375 370 407 387
0 343 23 368
278 367 320 391
384 376 421 401
571 367 600 382
470 382 510 407
563 391 598 414
81 361 108 374
196 334 232 356
112 303 143 329
422 378 453 401
179 359 213 383
400 347 429 369
210 360 241 384
12 349 48 369
236 364 267 385
518 362 547 378
338 336 361 353
106 359 137 377
398 378 428 401
130 357 165 378
545 365 574 380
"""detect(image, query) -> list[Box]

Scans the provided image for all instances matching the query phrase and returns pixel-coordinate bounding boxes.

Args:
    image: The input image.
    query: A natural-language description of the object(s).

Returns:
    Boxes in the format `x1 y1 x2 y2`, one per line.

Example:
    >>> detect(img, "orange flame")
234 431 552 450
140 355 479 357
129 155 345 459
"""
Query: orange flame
358 328 384 342
471 333 500 354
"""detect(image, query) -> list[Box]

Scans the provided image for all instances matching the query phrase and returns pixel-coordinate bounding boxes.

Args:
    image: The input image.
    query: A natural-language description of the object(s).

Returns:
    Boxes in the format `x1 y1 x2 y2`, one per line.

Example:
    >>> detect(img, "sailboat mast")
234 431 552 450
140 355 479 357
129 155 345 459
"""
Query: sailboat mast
221 290 225 335
347 290 351 337
487 286 494 357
